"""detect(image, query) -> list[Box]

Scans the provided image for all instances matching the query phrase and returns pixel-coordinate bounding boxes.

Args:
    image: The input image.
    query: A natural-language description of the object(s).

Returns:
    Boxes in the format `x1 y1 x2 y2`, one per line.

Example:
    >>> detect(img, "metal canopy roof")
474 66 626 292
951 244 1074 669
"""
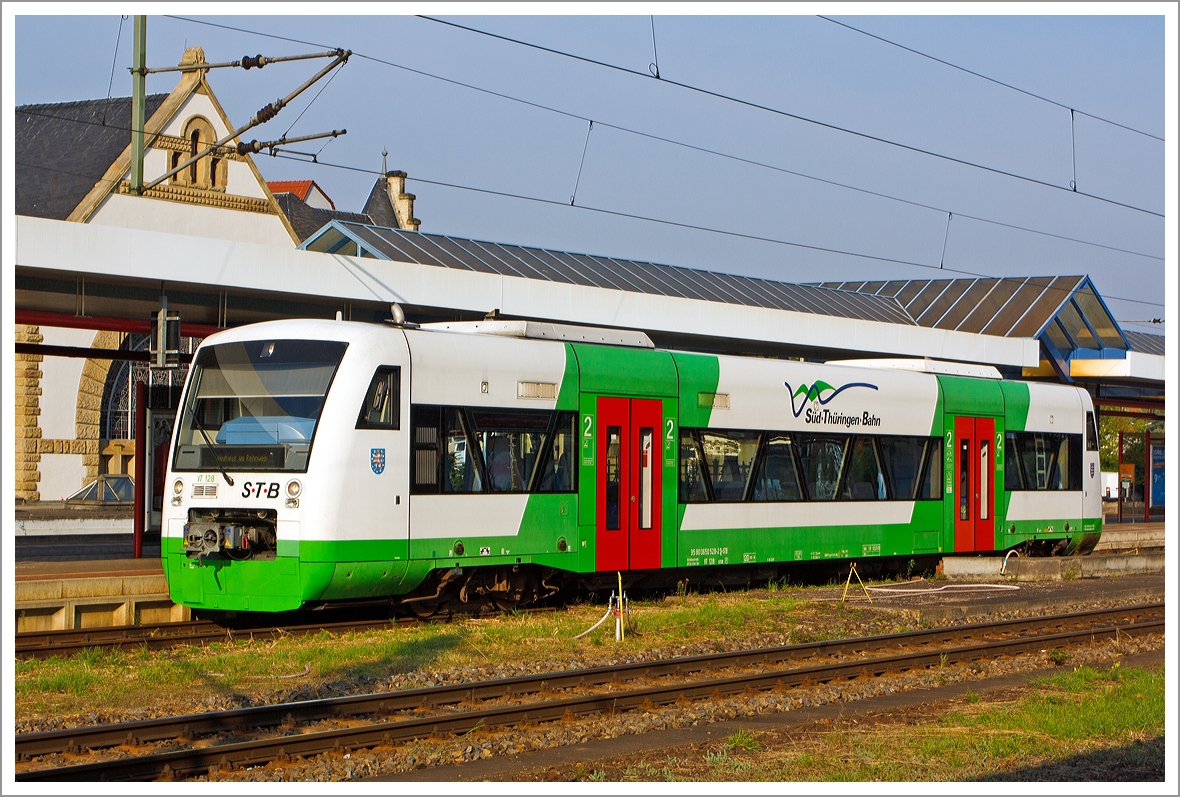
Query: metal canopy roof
1123 330 1165 357
301 221 918 326
817 275 1130 349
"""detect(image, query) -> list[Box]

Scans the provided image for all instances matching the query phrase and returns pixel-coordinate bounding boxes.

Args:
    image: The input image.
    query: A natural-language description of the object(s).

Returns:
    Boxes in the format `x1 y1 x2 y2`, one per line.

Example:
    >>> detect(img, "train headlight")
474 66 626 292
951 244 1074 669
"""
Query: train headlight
173 479 184 496
286 480 302 498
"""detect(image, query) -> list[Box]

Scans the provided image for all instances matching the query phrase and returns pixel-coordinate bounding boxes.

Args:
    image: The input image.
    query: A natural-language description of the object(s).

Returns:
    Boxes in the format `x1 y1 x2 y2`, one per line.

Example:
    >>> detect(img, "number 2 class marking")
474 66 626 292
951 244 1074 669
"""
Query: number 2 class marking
583 415 593 437
665 418 674 440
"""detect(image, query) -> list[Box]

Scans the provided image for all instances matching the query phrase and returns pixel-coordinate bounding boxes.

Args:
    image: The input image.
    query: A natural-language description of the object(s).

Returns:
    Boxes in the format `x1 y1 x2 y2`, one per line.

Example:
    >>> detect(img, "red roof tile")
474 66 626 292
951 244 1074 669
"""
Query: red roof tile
267 179 335 209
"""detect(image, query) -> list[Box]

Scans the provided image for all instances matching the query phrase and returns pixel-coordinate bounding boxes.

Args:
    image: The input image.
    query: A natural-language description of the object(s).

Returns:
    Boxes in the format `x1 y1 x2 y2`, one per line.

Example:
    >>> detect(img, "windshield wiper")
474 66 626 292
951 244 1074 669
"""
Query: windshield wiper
191 414 235 487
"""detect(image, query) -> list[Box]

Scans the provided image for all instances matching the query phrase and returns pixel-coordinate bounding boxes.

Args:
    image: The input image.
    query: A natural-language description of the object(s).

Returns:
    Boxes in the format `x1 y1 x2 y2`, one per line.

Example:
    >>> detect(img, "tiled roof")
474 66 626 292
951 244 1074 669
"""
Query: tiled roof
267 180 315 200
272 190 372 243
267 179 336 209
16 94 169 220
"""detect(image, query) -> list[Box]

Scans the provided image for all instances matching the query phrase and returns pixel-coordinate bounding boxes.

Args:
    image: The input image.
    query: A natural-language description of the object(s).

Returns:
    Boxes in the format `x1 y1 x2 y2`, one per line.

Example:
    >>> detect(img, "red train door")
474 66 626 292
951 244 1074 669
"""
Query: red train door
596 397 662 571
953 416 996 552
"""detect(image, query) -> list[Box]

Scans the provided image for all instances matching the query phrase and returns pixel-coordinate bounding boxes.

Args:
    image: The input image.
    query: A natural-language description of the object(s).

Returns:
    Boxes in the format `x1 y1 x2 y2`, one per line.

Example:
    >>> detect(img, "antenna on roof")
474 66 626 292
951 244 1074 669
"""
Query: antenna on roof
382 147 388 175
385 302 419 329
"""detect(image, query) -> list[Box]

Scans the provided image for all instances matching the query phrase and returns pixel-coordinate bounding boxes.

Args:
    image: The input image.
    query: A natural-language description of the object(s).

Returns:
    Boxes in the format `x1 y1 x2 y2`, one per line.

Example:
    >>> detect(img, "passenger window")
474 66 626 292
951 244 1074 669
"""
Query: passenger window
678 432 710 503
700 430 761 502
537 412 577 493
841 437 886 500
1004 432 1024 491
751 435 801 502
879 437 927 500
443 408 483 493
356 366 400 429
468 409 551 493
1086 412 1099 451
918 441 943 500
795 434 848 501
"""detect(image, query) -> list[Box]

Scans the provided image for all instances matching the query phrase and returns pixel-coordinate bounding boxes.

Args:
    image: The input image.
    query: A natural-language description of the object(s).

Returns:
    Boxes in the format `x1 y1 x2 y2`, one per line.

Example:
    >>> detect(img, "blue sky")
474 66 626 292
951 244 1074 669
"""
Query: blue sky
14 11 1170 335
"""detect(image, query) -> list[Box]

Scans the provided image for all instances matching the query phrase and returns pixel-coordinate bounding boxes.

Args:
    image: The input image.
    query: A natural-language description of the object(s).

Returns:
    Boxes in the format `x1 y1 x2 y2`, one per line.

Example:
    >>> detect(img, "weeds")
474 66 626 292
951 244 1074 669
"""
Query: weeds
725 728 762 752
1048 648 1069 666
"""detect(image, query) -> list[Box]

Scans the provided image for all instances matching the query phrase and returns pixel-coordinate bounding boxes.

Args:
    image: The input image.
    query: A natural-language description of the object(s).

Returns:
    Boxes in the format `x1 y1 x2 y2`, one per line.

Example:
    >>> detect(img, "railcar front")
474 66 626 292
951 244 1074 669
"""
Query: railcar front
162 320 412 613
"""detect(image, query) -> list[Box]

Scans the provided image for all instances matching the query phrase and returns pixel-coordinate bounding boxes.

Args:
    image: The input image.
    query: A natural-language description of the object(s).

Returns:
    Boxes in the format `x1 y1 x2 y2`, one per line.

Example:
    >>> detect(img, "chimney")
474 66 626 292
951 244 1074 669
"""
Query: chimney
385 171 420 232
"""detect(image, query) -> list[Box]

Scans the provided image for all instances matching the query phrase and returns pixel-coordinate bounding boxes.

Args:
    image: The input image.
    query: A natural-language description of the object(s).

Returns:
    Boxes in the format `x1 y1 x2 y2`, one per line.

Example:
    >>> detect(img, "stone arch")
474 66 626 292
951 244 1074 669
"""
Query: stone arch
78 331 125 482
172 115 224 189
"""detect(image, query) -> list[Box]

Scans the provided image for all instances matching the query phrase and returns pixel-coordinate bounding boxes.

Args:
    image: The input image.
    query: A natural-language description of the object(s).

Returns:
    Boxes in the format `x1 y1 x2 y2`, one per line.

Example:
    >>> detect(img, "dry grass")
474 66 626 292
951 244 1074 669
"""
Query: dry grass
601 664 1164 782
16 590 905 723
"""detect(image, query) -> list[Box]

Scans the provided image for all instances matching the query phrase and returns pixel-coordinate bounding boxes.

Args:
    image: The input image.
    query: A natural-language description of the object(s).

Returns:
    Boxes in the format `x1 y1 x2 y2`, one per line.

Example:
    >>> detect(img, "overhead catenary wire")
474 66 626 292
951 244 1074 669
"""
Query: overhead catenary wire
570 120 594 205
105 16 128 104
817 15 1165 142
162 16 1165 263
282 58 346 138
59 16 1165 310
15 150 1166 314
416 15 1164 219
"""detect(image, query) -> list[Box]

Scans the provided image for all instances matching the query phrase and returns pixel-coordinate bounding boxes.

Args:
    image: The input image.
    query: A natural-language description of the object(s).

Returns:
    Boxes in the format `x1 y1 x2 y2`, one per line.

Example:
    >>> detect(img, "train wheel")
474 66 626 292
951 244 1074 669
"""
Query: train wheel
492 596 520 612
407 598 441 618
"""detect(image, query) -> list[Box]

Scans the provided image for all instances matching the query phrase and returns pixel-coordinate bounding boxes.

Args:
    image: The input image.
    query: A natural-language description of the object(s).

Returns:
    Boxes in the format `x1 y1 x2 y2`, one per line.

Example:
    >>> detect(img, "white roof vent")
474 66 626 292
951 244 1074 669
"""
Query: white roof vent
827 358 1003 379
420 320 654 349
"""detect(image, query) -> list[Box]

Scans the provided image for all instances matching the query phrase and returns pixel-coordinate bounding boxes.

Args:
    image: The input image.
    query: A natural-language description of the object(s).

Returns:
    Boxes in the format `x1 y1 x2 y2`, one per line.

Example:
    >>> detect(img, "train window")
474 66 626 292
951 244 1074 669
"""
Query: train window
537 412 577 493
751 435 802 502
443 408 484 493
411 406 440 492
841 437 886 500
879 437 927 500
605 426 622 530
959 438 971 520
917 440 942 500
356 366 401 429
1007 432 1082 491
795 434 848 501
700 430 761 502
1004 432 1025 490
678 432 710 503
1086 412 1099 451
469 409 550 493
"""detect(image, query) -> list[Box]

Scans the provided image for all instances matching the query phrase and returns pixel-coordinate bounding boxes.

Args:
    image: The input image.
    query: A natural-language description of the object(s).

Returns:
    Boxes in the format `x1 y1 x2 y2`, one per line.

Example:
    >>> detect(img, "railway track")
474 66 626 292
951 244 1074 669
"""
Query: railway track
15 607 559 660
15 602 1163 782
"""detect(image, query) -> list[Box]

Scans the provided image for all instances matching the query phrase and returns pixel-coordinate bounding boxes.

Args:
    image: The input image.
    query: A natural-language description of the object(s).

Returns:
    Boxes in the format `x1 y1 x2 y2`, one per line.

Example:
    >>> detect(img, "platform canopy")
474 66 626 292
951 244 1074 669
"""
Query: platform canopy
815 276 1161 384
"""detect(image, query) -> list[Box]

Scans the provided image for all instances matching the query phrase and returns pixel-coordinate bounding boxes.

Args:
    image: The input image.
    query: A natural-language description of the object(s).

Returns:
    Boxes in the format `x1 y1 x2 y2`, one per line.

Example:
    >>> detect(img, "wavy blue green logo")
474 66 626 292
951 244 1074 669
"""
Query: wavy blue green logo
784 380 878 417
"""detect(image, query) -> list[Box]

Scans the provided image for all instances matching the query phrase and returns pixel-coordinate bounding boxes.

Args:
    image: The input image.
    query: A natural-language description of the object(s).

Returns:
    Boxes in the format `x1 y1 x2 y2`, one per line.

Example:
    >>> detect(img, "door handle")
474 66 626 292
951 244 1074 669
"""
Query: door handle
631 496 636 502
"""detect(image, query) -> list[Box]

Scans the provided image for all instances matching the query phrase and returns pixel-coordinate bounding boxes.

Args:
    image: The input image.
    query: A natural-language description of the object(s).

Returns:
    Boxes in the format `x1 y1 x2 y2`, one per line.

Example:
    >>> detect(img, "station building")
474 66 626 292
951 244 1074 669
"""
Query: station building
12 46 1165 538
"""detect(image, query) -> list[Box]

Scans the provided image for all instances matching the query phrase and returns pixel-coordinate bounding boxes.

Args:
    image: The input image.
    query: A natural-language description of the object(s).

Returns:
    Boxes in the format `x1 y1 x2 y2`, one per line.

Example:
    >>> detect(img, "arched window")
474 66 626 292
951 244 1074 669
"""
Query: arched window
171 116 220 188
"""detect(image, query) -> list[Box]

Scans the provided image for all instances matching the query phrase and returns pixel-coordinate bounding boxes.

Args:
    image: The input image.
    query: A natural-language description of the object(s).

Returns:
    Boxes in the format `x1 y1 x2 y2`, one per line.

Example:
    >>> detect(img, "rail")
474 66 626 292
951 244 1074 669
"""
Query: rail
15 603 1163 781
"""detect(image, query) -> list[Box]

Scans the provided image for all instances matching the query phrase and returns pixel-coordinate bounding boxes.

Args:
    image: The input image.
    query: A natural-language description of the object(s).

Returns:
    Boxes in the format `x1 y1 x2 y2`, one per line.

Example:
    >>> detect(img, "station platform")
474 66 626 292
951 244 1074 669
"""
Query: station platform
10 522 1166 633
14 556 184 633
1092 522 1165 553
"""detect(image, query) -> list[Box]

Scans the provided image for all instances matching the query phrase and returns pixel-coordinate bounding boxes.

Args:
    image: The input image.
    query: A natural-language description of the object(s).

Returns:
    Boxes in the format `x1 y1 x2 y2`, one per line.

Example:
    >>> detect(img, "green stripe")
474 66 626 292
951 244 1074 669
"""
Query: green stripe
671 352 720 428
1000 380 1031 432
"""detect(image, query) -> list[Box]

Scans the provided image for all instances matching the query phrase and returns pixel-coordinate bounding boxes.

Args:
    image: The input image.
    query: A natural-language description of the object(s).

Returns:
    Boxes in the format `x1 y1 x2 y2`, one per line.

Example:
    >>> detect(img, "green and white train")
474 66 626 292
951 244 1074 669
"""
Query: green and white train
162 317 1103 614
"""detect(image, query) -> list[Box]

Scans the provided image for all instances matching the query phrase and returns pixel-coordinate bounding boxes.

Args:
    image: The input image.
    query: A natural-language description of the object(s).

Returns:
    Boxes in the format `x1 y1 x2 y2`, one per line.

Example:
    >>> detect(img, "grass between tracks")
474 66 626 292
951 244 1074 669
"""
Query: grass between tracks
584 664 1164 782
15 589 912 722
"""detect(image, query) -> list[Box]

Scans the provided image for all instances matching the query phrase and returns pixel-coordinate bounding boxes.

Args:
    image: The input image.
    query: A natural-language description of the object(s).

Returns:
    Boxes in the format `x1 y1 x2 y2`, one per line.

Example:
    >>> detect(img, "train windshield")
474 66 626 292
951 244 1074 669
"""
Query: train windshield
172 339 348 473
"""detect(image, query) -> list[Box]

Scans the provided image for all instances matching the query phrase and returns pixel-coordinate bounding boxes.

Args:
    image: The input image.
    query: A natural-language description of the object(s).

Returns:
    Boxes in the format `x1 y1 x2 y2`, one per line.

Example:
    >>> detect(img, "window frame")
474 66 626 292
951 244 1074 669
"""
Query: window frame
678 427 941 504
409 404 577 495
355 366 402 430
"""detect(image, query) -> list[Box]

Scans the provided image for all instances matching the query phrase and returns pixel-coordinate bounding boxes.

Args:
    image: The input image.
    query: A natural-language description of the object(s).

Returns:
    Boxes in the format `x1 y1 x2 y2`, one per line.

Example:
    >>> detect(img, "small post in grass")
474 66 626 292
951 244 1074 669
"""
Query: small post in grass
840 562 872 606
616 571 625 641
